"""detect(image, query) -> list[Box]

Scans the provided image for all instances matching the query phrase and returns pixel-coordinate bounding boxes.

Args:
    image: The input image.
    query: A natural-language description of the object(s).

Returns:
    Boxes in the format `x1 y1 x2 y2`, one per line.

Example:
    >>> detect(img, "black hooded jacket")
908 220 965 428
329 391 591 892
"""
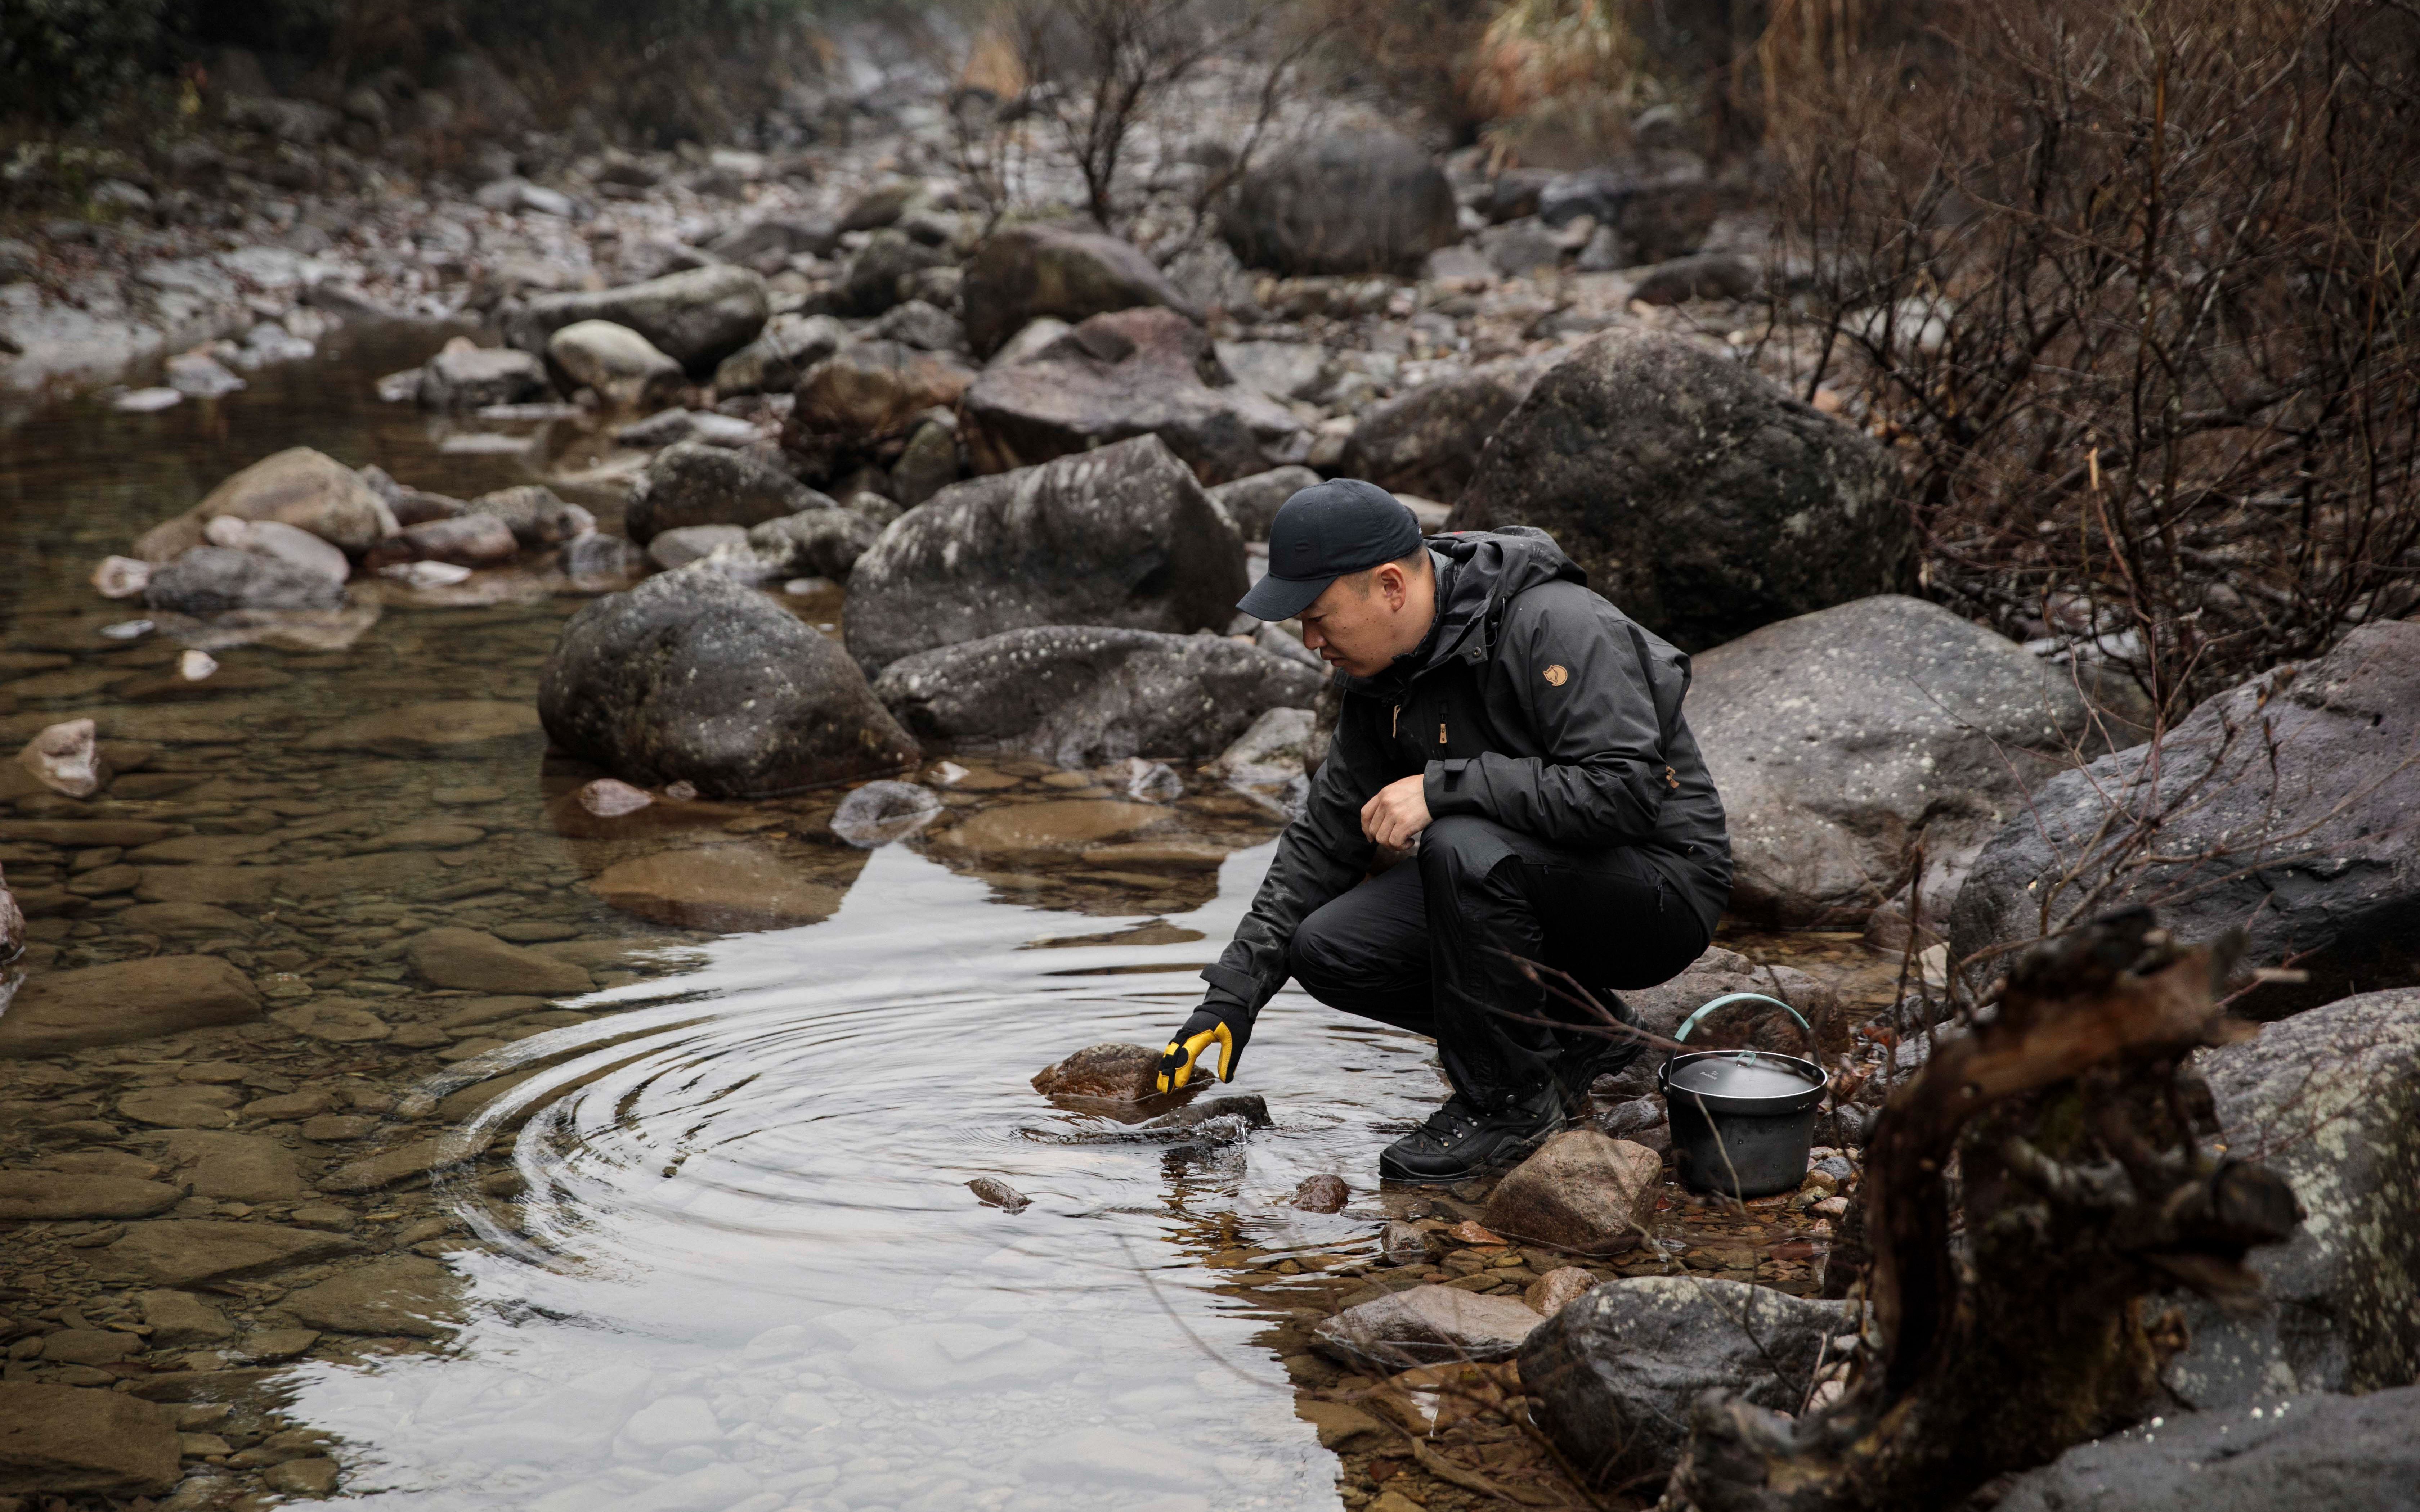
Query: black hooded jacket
1200 526 1732 1023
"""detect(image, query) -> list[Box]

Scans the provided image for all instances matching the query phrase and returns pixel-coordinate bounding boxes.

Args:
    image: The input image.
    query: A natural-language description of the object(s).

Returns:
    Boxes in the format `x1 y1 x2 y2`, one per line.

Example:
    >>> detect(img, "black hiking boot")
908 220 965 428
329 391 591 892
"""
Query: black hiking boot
1377 1083 1564 1185
1550 991 1645 1118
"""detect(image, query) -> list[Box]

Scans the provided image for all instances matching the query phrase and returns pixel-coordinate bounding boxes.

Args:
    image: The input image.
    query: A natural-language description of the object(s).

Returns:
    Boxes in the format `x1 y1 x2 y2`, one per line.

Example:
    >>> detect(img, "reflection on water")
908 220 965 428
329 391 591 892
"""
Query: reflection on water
292 843 1444 1512
1 327 1449 1510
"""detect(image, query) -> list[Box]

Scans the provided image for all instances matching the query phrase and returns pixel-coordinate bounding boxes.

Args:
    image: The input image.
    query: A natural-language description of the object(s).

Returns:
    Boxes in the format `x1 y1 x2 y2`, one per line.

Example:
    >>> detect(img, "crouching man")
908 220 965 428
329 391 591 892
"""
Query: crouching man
1156 480 1731 1183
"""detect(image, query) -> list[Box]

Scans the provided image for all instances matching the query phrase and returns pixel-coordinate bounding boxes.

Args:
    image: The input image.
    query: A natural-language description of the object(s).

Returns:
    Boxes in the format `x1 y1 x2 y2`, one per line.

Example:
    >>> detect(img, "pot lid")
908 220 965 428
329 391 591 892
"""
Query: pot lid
1665 1050 1823 1101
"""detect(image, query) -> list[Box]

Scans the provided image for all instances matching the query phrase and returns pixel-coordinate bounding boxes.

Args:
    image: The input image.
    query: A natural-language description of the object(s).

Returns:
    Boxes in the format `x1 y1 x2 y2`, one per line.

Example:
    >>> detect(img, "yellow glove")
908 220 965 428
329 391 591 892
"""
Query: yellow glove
1155 1006 1247 1093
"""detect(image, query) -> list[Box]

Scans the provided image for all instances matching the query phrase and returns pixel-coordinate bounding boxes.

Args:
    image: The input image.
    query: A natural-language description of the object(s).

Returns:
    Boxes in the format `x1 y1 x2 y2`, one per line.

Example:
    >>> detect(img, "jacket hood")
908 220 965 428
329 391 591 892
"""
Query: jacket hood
1348 526 1585 695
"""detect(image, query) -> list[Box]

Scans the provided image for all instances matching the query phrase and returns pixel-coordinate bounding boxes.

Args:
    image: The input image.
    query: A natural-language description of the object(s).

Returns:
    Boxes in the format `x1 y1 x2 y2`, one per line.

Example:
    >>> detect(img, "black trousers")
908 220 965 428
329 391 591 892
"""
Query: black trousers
1286 815 1711 1110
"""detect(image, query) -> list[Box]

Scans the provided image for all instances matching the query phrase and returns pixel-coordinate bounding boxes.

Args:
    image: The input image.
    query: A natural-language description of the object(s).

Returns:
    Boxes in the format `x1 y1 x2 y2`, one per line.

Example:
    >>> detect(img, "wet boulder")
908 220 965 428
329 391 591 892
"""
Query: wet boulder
958 307 1307 485
414 337 546 409
1950 622 2420 1014
1688 595 2097 930
842 435 1247 673
200 516 350 586
1031 1043 1159 1101
1223 130 1459 276
0 1382 181 1495
134 446 400 562
1344 352 1563 500
538 568 920 797
781 340 974 485
960 222 1198 356
2160 986 2420 1408
501 264 770 371
1994 1387 2420 1512
867 298 965 354
712 311 848 395
1520 1277 1855 1489
144 546 349 614
626 443 832 545
545 319 684 409
1207 465 1321 543
1448 329 1908 652
873 625 1324 768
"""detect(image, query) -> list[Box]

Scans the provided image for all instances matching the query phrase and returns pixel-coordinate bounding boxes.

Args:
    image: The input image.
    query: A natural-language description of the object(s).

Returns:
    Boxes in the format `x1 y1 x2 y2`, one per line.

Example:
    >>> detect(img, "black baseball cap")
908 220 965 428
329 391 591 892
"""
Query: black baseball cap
1236 478 1424 621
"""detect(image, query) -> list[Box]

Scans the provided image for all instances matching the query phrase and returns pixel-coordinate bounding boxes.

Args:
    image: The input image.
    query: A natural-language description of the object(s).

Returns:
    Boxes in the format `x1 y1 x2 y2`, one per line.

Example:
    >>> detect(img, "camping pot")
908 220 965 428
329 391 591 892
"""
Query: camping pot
1657 993 1827 1198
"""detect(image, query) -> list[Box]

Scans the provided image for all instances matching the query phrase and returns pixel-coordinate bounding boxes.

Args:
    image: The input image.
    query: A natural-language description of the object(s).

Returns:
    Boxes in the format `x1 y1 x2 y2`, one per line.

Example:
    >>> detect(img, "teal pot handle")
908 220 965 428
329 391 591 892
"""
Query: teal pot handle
1671 992 1811 1046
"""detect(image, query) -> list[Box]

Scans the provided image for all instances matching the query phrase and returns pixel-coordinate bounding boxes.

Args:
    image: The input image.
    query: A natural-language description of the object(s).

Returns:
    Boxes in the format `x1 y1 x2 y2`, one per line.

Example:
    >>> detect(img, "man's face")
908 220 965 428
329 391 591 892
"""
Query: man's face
1296 562 1424 678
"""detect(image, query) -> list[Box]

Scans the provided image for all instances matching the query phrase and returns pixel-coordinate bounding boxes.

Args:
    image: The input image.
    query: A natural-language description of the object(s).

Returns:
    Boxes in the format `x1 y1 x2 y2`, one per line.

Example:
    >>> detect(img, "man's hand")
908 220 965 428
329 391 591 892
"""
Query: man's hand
1361 773 1433 851
1156 1004 1248 1093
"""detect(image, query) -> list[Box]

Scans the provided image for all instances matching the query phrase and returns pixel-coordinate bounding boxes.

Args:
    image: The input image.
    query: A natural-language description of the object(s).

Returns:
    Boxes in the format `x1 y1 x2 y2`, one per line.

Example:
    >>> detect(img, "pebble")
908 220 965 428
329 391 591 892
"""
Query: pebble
968 1178 1030 1213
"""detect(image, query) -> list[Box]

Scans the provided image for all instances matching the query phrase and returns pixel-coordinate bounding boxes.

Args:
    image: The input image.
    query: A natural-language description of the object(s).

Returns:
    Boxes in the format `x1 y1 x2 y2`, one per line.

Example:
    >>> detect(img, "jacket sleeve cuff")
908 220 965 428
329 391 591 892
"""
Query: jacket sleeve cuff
1424 759 1483 817
1200 963 1261 1013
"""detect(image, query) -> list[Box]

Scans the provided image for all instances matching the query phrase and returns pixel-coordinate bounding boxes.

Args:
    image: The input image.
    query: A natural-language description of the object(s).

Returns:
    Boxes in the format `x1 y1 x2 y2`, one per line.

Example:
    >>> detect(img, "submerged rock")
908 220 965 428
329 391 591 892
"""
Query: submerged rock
0 956 261 1056
1951 622 2420 1014
829 780 943 847
18 717 106 797
588 846 848 931
1292 1174 1351 1213
0 1382 181 1495
873 625 1322 769
1449 329 1908 652
1520 1276 1854 1488
539 568 920 797
844 435 1246 674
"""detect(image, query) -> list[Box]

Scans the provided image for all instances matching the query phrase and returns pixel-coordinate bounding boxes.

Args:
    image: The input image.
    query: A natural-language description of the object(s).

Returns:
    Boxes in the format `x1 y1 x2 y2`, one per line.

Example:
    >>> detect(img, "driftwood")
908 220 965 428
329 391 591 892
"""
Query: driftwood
1663 909 2300 1511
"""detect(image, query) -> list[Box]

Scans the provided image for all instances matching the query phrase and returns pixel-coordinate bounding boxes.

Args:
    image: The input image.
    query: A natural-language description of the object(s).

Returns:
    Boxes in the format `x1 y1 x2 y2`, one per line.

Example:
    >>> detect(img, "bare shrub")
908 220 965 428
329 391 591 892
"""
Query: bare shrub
1761 0 2420 724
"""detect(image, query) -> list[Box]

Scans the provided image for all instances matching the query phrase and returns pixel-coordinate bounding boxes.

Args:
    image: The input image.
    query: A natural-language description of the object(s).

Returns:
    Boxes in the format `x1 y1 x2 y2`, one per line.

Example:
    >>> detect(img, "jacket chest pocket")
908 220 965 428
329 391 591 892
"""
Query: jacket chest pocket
1404 688 1475 760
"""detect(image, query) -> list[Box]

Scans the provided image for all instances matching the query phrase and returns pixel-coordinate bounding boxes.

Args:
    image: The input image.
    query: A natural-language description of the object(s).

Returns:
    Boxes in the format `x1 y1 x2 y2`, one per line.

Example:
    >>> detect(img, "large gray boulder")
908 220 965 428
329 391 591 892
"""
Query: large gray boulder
538 569 919 798
544 319 684 410
1223 130 1460 276
1344 353 1562 500
958 307 1306 485
1950 622 2420 1015
872 626 1323 768
2160 988 2420 1408
1448 329 1909 652
1688 595 2097 929
501 264 770 371
626 443 833 544
843 434 1249 674
1994 1386 2420 1512
144 546 349 614
1521 1277 1854 1489
960 223 1197 356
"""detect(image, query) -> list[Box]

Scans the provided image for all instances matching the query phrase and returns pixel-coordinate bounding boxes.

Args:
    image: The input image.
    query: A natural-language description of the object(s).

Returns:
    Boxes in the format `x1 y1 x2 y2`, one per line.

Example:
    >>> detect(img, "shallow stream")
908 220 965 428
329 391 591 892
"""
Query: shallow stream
0 325 1517 1511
